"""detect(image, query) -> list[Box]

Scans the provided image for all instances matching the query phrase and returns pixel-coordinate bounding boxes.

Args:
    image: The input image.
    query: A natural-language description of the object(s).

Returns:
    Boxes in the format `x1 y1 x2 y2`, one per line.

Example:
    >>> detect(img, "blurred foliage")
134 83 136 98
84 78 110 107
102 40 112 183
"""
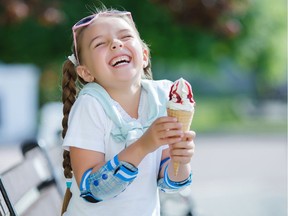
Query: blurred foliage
0 0 286 106
193 97 287 133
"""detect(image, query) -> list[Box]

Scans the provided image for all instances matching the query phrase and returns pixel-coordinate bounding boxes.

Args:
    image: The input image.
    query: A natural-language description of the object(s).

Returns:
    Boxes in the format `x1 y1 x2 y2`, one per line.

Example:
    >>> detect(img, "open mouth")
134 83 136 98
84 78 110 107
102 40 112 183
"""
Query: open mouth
110 55 131 67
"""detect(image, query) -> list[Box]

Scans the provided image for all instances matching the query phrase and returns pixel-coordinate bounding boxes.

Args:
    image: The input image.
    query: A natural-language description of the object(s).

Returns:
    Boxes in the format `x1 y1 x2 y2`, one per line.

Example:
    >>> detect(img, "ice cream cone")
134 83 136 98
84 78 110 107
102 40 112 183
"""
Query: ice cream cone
166 77 195 176
167 108 194 176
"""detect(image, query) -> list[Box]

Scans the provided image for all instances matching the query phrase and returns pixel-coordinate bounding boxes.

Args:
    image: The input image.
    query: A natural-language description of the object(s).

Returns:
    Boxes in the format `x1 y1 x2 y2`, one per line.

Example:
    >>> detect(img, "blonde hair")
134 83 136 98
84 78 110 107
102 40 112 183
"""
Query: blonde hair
61 8 152 214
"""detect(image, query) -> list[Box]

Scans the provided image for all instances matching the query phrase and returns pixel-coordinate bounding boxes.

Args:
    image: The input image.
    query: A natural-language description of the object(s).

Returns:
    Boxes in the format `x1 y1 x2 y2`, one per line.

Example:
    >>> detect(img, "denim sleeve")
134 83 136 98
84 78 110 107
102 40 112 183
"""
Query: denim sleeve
80 155 138 203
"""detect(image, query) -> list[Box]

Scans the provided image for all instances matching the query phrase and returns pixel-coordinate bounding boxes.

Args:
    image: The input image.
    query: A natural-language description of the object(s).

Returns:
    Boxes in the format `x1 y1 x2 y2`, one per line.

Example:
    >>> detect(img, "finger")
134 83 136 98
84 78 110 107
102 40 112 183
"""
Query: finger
157 128 183 140
157 122 182 132
183 131 196 140
155 116 178 124
170 140 195 150
170 148 194 157
161 136 183 145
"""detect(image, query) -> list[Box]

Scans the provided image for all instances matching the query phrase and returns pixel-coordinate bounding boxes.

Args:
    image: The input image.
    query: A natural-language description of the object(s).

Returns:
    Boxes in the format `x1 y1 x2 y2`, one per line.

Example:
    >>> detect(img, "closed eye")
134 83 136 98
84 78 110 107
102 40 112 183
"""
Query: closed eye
121 35 133 40
95 42 106 48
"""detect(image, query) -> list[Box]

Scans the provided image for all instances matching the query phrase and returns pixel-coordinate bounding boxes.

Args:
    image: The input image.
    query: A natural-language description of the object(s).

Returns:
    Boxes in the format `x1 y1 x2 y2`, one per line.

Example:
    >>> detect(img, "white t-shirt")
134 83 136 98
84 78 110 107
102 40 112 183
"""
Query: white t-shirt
62 80 171 216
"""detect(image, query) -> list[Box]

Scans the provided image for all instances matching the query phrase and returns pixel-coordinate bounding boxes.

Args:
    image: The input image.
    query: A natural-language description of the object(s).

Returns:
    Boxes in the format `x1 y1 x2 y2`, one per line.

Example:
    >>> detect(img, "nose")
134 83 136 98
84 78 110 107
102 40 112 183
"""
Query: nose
110 39 123 50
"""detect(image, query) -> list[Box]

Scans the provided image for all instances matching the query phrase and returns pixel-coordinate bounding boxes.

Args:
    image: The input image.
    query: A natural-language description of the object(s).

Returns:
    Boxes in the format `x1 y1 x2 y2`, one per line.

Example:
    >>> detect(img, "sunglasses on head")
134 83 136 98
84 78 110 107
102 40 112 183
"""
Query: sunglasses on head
72 11 132 65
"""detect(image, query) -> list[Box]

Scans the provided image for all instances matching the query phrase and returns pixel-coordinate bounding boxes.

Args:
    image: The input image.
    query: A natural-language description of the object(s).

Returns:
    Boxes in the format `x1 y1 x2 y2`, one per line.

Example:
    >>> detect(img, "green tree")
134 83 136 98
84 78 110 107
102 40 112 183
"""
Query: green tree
0 0 286 103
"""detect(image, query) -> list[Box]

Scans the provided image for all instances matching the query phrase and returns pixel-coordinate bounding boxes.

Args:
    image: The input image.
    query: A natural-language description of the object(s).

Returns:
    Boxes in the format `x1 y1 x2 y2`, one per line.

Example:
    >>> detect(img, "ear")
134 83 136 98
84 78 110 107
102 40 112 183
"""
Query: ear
76 66 94 82
143 48 149 68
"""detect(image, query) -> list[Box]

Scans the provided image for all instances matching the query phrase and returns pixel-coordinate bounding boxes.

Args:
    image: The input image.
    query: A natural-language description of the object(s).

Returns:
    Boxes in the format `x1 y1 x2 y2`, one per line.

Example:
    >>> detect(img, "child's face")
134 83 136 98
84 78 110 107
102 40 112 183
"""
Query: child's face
76 16 148 89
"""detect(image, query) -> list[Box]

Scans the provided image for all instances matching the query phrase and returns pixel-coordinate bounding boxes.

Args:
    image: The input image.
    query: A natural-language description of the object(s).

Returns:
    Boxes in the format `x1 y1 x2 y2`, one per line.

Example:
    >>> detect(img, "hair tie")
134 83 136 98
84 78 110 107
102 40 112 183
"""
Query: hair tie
68 54 78 66
66 178 72 189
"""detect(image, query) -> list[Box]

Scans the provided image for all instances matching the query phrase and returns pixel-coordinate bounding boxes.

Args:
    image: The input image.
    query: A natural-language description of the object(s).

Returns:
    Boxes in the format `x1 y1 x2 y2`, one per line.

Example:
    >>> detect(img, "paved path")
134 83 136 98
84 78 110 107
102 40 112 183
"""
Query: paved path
161 133 287 216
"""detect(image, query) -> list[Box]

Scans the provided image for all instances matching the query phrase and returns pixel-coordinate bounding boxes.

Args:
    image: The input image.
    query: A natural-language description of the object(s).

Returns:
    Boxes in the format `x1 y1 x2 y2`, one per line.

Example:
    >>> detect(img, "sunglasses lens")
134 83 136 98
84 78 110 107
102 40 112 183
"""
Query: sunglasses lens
75 15 95 26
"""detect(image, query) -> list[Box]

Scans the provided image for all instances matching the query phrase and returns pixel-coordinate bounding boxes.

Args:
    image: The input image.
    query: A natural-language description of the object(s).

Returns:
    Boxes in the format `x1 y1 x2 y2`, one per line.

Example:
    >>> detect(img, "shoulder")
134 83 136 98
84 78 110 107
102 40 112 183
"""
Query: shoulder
70 94 107 121
74 94 103 111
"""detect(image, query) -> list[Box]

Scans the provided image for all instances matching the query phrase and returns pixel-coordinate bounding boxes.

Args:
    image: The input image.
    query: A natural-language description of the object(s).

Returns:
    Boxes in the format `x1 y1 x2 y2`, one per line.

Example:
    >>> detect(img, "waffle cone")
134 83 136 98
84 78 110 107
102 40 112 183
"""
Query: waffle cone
167 108 194 176
167 109 194 131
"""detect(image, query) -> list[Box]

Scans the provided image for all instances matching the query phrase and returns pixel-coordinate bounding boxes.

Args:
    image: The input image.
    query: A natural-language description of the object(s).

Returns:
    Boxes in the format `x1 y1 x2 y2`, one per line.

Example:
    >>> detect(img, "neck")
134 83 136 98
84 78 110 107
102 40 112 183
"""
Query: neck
107 81 142 119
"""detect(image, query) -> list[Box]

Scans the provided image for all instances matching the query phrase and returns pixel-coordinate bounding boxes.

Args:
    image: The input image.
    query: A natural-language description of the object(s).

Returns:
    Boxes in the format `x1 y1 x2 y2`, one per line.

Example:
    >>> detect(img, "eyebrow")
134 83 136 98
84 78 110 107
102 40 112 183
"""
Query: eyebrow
88 29 133 47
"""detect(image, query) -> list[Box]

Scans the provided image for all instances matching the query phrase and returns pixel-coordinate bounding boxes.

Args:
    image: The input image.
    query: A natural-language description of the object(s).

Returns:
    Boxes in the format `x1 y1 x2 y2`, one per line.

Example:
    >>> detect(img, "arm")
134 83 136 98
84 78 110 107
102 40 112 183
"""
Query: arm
168 130 196 181
70 116 183 201
158 130 196 192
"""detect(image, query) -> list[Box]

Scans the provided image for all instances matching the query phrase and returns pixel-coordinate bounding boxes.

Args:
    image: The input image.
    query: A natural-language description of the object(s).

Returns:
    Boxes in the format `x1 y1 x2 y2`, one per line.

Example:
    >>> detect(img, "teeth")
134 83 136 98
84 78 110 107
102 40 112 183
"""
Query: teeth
111 55 130 67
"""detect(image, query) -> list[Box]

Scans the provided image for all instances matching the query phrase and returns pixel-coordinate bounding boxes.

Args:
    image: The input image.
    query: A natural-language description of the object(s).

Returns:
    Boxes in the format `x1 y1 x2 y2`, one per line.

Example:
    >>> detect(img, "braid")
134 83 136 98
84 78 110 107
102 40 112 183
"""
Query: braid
61 59 78 214
61 59 77 178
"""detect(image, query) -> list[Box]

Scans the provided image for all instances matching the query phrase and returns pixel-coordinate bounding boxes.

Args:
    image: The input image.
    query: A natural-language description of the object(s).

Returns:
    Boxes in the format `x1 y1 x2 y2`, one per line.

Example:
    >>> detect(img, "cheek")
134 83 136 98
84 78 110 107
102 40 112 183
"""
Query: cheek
88 49 105 64
129 41 145 62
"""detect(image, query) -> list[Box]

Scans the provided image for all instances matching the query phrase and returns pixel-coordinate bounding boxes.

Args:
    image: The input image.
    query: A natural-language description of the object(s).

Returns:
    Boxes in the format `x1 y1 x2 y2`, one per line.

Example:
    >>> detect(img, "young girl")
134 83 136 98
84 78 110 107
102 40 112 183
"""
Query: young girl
61 7 196 216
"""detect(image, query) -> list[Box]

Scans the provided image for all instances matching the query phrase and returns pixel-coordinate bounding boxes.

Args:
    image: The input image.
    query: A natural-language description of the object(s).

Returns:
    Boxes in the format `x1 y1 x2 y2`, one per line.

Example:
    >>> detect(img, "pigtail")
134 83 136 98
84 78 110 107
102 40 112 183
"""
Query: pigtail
61 59 78 215
143 42 153 80
144 57 152 80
